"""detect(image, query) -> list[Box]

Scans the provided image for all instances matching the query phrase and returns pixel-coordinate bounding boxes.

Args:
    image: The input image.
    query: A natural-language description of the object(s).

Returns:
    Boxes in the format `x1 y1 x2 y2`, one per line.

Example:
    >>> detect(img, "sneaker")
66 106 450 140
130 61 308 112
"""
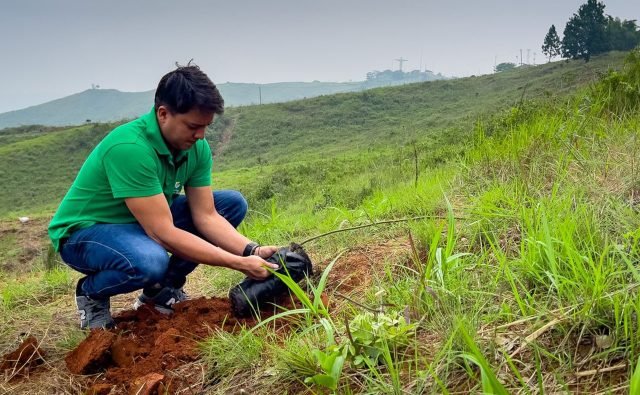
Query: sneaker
75 295 115 330
133 287 189 314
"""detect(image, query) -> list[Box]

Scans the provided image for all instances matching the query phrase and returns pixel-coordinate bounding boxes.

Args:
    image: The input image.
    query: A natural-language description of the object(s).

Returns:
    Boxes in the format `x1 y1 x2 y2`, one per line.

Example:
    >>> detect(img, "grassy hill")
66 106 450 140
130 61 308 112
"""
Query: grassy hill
0 77 447 130
1 50 639 394
0 89 152 128
0 52 627 218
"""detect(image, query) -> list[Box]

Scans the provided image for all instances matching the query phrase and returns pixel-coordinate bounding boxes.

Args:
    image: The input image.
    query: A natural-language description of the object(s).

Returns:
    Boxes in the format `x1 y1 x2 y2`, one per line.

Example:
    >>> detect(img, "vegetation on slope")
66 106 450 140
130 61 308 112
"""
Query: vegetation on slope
209 52 628 170
214 49 640 393
0 49 639 394
0 72 444 130
0 52 627 218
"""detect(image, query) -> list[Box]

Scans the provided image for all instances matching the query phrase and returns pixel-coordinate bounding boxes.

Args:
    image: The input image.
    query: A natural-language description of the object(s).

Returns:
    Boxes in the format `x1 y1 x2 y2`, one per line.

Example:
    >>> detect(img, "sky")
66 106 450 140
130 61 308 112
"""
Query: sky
0 0 638 113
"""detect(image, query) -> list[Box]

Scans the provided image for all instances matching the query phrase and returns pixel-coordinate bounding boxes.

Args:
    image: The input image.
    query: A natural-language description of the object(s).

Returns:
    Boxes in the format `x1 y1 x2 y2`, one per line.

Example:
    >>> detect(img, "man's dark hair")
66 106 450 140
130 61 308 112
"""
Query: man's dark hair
154 63 224 115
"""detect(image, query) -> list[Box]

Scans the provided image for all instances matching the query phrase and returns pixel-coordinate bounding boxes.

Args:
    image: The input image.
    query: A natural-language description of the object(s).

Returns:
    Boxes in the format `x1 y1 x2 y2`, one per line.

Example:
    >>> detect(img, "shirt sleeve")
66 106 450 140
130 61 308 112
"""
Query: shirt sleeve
185 141 213 188
103 144 163 198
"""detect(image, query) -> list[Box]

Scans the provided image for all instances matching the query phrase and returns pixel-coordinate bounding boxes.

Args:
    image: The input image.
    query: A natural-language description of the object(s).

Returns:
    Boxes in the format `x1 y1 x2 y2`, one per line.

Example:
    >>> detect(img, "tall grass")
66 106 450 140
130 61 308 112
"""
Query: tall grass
1 51 639 394
242 49 640 393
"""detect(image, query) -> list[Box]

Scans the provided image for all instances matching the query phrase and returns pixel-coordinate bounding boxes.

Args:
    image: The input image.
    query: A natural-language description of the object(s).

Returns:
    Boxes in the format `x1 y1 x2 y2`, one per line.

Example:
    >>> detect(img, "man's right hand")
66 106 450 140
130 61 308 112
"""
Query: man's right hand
238 256 280 280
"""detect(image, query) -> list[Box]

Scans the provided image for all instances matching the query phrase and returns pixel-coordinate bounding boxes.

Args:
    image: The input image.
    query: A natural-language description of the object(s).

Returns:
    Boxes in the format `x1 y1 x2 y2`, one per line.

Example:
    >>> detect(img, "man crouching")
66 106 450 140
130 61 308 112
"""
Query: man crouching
48 64 278 329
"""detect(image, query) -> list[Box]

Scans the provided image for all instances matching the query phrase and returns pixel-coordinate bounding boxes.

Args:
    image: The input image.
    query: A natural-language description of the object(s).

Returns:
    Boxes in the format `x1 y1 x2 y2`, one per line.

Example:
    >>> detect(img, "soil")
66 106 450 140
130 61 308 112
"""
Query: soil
64 297 268 394
0 336 46 379
327 238 410 294
58 241 397 394
0 237 409 394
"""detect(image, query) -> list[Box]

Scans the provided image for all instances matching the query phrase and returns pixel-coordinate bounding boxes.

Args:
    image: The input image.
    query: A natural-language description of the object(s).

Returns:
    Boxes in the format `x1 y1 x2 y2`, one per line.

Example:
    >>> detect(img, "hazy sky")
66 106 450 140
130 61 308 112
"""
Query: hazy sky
1 0 638 113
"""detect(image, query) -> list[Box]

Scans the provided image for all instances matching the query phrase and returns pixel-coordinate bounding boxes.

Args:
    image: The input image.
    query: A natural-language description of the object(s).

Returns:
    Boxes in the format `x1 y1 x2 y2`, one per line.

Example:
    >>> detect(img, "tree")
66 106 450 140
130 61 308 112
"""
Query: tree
542 25 562 62
606 17 640 51
494 62 516 73
562 0 608 62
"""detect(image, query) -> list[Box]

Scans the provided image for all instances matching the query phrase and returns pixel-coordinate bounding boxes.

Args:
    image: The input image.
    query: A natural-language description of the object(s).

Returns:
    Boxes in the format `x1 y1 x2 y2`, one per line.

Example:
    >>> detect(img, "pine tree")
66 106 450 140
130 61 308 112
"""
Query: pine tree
542 25 562 62
561 0 607 62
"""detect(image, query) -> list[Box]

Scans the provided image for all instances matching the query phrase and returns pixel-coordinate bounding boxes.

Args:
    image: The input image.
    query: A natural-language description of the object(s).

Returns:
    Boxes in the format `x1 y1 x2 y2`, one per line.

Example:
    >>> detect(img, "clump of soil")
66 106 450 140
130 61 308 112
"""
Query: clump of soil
65 297 266 394
0 335 46 378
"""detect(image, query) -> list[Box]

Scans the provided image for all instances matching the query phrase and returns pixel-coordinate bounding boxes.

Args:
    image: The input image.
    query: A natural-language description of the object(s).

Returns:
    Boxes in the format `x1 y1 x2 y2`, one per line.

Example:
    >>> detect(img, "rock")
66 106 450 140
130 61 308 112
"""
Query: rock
18 216 29 223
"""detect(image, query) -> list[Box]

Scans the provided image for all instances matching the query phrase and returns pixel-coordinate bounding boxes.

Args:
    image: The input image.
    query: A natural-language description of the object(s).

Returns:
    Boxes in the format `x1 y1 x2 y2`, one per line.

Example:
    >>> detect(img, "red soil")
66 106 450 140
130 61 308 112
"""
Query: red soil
66 297 262 394
0 336 46 379
1 241 404 394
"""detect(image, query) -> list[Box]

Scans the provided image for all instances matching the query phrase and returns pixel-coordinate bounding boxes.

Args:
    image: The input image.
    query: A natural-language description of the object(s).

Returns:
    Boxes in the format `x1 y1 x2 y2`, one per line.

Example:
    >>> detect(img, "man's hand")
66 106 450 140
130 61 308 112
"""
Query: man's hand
254 245 278 259
239 255 280 280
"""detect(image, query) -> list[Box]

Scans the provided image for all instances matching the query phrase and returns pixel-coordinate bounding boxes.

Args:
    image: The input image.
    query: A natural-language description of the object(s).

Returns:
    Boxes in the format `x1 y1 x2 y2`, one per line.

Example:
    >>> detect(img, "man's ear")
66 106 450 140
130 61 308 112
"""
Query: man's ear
156 106 169 124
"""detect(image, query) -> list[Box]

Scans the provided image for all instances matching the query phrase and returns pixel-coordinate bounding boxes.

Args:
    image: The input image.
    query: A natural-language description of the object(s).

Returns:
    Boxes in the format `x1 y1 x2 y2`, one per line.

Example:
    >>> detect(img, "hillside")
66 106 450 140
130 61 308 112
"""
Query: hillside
1 50 640 394
0 52 628 217
210 52 626 169
0 75 445 129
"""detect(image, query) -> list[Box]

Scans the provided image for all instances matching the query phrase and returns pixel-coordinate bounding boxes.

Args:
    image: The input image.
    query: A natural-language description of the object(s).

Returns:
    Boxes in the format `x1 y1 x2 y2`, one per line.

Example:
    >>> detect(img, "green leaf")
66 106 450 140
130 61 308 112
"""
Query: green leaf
630 356 640 394
309 374 337 390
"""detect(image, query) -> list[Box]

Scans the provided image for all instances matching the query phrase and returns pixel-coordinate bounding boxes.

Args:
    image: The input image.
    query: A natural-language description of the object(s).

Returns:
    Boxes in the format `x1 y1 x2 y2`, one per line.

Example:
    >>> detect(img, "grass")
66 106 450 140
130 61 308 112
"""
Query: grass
1 49 640 394
0 52 627 218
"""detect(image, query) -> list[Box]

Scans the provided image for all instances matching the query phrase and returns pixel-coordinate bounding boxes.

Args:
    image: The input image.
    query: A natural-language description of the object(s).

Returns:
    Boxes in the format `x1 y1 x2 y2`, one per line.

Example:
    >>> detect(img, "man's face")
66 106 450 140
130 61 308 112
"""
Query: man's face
156 106 214 151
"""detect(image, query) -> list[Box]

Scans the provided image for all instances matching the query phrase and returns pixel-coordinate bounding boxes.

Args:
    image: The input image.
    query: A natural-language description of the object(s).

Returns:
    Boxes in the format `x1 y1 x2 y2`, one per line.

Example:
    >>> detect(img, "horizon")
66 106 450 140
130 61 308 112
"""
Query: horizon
1 0 638 113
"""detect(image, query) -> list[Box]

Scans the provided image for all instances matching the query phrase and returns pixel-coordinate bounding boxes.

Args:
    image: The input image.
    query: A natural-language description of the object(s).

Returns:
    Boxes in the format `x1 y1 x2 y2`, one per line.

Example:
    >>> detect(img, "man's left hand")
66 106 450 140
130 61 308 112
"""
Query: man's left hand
254 245 278 259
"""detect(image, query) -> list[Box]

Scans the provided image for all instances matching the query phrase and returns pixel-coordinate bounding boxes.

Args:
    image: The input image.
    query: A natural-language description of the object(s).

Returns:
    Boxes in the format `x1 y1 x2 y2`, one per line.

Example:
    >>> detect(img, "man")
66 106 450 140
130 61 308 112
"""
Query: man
48 65 278 329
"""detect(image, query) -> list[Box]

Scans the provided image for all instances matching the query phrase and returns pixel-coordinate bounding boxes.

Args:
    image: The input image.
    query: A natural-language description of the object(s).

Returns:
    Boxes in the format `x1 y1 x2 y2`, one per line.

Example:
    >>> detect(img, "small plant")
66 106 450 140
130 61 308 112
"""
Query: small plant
249 250 345 332
276 336 319 380
304 345 347 391
344 311 416 367
458 322 509 395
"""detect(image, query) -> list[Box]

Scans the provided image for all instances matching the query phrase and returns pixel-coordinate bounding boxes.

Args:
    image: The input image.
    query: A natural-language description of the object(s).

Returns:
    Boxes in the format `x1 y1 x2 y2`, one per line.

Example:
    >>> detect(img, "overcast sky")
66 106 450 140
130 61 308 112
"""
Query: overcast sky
1 0 638 113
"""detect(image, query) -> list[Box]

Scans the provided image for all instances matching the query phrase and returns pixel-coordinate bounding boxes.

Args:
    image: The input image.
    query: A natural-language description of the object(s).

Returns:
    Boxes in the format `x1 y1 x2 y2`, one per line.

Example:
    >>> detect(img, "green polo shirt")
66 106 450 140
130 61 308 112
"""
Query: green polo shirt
48 109 213 251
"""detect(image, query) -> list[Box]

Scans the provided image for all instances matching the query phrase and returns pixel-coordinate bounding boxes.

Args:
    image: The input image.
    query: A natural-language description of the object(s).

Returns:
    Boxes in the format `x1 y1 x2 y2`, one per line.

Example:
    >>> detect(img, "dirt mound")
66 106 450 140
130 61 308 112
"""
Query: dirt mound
0 336 46 379
66 297 261 394
327 238 410 293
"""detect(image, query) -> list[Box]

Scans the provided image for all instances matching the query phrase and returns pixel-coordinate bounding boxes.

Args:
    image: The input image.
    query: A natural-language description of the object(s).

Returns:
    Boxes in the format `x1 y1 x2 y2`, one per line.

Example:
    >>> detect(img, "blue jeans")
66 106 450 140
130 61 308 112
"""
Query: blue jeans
60 190 248 299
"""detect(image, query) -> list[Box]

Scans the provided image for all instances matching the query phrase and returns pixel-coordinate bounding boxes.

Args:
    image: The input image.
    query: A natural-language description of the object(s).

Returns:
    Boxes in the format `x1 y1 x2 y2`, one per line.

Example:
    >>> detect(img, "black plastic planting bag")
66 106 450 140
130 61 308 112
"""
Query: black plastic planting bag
229 243 313 318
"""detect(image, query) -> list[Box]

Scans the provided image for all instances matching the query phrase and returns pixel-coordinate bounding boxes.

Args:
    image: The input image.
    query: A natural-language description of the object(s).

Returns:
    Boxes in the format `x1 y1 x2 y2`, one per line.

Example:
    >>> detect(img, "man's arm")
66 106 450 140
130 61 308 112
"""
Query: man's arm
185 186 278 259
125 193 277 280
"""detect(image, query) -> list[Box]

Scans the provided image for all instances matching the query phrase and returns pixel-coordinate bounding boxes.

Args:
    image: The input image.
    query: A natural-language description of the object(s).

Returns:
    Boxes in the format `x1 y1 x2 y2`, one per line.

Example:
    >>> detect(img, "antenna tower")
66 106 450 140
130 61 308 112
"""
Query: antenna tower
395 57 408 72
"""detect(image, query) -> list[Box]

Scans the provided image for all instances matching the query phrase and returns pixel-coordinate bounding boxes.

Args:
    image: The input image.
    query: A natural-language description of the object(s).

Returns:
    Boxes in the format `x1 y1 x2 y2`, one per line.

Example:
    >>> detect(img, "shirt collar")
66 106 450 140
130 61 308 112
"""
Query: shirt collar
142 108 172 157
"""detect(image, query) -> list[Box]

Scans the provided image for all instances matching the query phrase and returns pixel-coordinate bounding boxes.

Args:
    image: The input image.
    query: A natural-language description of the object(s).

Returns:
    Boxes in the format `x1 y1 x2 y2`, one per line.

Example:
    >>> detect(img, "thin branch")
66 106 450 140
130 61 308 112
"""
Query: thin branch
509 317 565 359
333 291 394 314
300 215 467 245
575 362 627 377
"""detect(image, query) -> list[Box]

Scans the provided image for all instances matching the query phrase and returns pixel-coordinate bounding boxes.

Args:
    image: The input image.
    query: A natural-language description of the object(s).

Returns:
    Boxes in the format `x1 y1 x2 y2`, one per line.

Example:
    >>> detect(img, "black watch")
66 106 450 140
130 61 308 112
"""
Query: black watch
242 242 260 257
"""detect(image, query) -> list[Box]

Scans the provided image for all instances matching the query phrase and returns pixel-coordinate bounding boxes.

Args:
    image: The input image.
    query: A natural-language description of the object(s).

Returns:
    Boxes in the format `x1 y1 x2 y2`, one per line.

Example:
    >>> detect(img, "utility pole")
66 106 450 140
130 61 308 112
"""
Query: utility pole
520 49 523 66
395 57 408 72
258 86 262 105
527 49 531 65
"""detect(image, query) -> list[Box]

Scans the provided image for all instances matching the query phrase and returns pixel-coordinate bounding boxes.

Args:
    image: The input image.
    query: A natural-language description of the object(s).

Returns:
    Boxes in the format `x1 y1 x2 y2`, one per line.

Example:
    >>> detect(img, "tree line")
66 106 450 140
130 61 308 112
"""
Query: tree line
542 0 640 62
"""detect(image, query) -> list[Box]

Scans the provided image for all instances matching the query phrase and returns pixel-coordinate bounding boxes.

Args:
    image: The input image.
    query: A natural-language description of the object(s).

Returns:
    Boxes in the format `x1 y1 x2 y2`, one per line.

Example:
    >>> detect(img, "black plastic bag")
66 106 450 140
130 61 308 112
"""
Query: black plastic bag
229 243 313 318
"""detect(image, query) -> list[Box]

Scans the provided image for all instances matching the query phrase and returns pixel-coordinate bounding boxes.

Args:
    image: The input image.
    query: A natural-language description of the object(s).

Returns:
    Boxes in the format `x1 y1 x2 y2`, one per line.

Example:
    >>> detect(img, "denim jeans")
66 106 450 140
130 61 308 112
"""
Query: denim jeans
60 190 248 299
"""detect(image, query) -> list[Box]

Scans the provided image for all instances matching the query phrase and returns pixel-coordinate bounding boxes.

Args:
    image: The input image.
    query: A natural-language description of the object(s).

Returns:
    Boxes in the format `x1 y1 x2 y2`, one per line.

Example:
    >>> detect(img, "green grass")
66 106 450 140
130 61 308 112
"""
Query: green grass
1 49 639 394
0 52 627 218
